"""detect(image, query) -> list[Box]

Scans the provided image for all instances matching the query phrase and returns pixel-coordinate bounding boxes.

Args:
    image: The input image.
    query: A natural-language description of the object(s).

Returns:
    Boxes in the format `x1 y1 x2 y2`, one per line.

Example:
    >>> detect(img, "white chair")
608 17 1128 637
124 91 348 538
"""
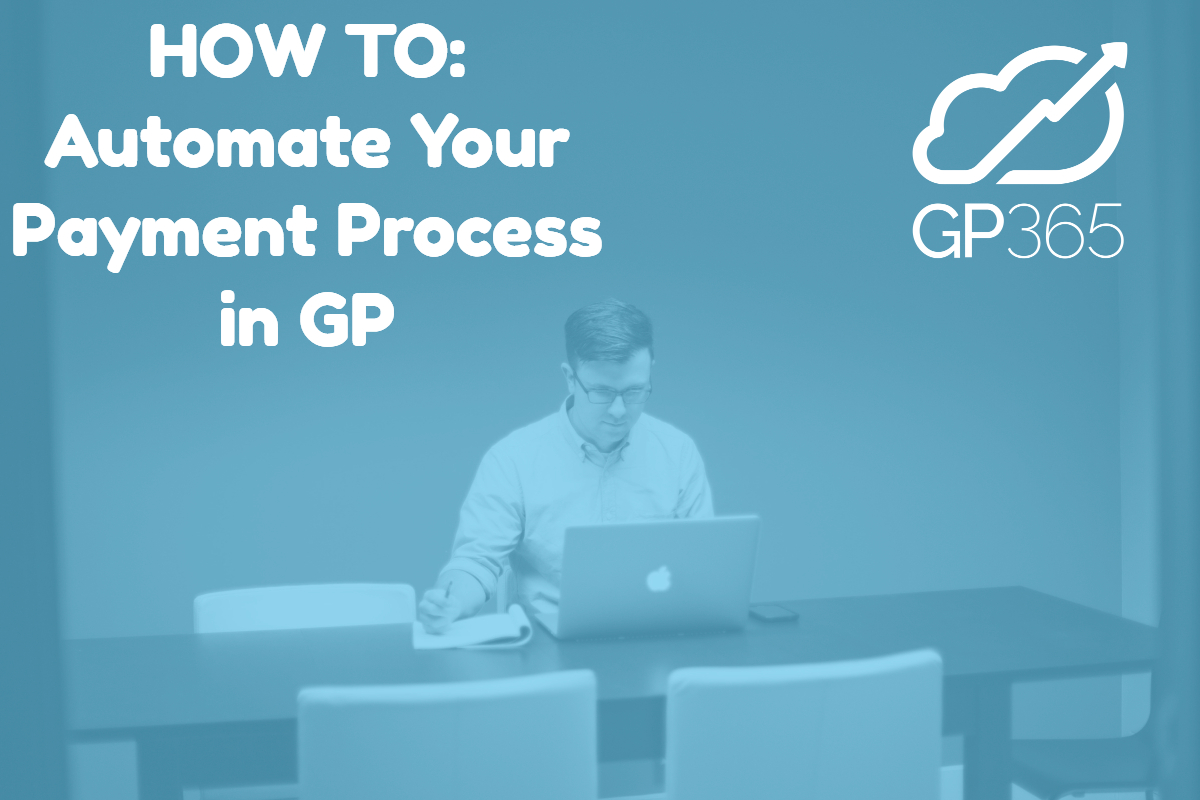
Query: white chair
640 649 943 800
184 584 416 800
194 583 415 633
298 671 597 800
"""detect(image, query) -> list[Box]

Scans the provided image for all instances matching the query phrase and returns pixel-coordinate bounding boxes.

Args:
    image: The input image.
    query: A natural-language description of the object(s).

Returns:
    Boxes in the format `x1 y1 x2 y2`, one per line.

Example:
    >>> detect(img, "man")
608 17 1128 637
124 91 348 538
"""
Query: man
419 299 713 632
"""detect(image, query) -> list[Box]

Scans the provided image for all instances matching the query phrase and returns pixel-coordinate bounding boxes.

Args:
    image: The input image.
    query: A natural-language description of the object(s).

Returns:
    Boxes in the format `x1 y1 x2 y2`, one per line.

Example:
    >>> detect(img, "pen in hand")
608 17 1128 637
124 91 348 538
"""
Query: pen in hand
424 581 455 635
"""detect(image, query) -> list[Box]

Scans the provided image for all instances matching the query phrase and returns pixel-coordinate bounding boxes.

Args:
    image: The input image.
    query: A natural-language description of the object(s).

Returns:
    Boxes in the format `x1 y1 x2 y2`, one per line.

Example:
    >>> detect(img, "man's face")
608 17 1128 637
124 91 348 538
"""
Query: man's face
562 348 653 452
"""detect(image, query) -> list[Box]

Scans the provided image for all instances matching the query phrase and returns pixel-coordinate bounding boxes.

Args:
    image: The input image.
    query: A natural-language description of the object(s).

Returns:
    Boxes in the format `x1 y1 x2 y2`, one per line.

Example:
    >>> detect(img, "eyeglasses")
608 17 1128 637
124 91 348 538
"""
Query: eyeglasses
572 372 653 405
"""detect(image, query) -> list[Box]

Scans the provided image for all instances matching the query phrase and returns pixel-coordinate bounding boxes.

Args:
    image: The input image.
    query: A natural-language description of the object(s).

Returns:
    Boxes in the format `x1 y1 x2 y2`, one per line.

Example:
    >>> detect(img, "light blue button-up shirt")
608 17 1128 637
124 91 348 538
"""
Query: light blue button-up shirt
441 398 714 615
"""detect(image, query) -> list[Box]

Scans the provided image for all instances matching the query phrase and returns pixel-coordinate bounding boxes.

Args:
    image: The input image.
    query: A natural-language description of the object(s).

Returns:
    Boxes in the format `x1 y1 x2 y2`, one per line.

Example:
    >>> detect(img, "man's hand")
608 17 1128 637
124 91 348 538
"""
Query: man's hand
418 586 463 634
418 571 487 633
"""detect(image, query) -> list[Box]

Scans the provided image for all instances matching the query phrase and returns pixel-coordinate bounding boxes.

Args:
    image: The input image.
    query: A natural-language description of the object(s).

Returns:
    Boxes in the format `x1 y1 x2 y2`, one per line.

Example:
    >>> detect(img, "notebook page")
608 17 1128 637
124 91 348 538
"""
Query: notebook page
412 604 533 650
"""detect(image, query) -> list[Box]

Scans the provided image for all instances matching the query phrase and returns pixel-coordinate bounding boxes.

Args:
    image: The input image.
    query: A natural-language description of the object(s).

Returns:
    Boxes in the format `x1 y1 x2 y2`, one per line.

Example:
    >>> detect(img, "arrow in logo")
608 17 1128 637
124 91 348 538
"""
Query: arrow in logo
913 43 1127 185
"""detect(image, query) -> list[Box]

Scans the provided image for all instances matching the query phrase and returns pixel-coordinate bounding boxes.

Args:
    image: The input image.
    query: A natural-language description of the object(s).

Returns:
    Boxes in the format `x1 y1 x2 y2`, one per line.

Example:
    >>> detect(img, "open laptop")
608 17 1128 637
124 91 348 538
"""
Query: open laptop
534 515 760 639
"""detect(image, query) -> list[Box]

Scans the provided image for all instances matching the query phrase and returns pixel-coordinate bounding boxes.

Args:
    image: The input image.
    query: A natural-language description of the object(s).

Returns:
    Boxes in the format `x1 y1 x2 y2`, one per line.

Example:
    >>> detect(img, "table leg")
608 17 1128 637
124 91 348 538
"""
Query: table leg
962 678 1012 800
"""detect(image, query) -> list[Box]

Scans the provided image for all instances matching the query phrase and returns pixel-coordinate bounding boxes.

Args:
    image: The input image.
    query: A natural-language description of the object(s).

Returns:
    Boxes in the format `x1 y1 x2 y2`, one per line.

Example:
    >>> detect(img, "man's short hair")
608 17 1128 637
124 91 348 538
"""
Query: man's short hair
564 299 654 369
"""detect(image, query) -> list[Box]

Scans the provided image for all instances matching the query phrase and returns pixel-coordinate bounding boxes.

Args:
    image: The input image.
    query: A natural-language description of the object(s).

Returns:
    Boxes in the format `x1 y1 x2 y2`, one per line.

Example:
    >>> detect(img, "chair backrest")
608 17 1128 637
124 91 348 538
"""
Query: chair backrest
194 583 415 633
667 649 943 800
298 671 597 800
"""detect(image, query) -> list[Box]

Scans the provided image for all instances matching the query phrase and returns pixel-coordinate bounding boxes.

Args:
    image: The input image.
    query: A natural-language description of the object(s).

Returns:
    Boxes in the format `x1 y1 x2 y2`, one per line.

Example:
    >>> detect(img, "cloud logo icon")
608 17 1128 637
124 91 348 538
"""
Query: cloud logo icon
913 43 1127 185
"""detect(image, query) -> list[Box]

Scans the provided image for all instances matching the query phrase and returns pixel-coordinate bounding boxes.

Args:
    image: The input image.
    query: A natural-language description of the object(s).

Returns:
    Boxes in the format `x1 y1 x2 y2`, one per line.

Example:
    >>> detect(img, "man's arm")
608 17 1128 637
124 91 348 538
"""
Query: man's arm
419 446 524 632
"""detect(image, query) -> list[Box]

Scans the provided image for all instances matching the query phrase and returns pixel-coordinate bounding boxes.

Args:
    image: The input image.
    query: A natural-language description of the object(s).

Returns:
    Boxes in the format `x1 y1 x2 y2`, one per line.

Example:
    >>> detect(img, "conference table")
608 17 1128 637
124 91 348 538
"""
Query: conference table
65 586 1158 800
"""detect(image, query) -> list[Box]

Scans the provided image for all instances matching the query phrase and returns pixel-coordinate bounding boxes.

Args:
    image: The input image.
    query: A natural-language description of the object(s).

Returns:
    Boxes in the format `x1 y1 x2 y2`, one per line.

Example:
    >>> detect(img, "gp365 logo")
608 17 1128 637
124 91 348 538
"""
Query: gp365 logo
913 43 1126 260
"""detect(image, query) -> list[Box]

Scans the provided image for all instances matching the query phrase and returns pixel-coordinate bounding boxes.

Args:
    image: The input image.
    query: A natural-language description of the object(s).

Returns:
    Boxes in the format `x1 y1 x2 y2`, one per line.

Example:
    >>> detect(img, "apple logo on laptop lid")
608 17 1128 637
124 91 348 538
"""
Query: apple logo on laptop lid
646 566 672 593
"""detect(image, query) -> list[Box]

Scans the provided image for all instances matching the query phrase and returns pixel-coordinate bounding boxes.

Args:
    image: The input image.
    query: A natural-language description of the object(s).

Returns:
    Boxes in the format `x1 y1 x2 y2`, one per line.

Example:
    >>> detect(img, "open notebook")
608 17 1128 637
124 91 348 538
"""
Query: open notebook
412 604 534 650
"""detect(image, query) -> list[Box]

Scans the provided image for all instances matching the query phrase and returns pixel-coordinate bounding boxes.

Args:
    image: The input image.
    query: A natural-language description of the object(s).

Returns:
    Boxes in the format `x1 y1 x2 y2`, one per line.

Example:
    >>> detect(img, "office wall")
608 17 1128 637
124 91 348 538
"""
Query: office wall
46 0 1125 735
1154 0 1200 792
2 0 69 796
1114 0 1160 736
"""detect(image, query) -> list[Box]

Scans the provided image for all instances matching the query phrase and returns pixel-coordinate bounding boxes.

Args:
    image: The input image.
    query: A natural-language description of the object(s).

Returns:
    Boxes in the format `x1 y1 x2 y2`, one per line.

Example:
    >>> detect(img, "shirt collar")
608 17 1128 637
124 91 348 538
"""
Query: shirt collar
558 395 631 465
